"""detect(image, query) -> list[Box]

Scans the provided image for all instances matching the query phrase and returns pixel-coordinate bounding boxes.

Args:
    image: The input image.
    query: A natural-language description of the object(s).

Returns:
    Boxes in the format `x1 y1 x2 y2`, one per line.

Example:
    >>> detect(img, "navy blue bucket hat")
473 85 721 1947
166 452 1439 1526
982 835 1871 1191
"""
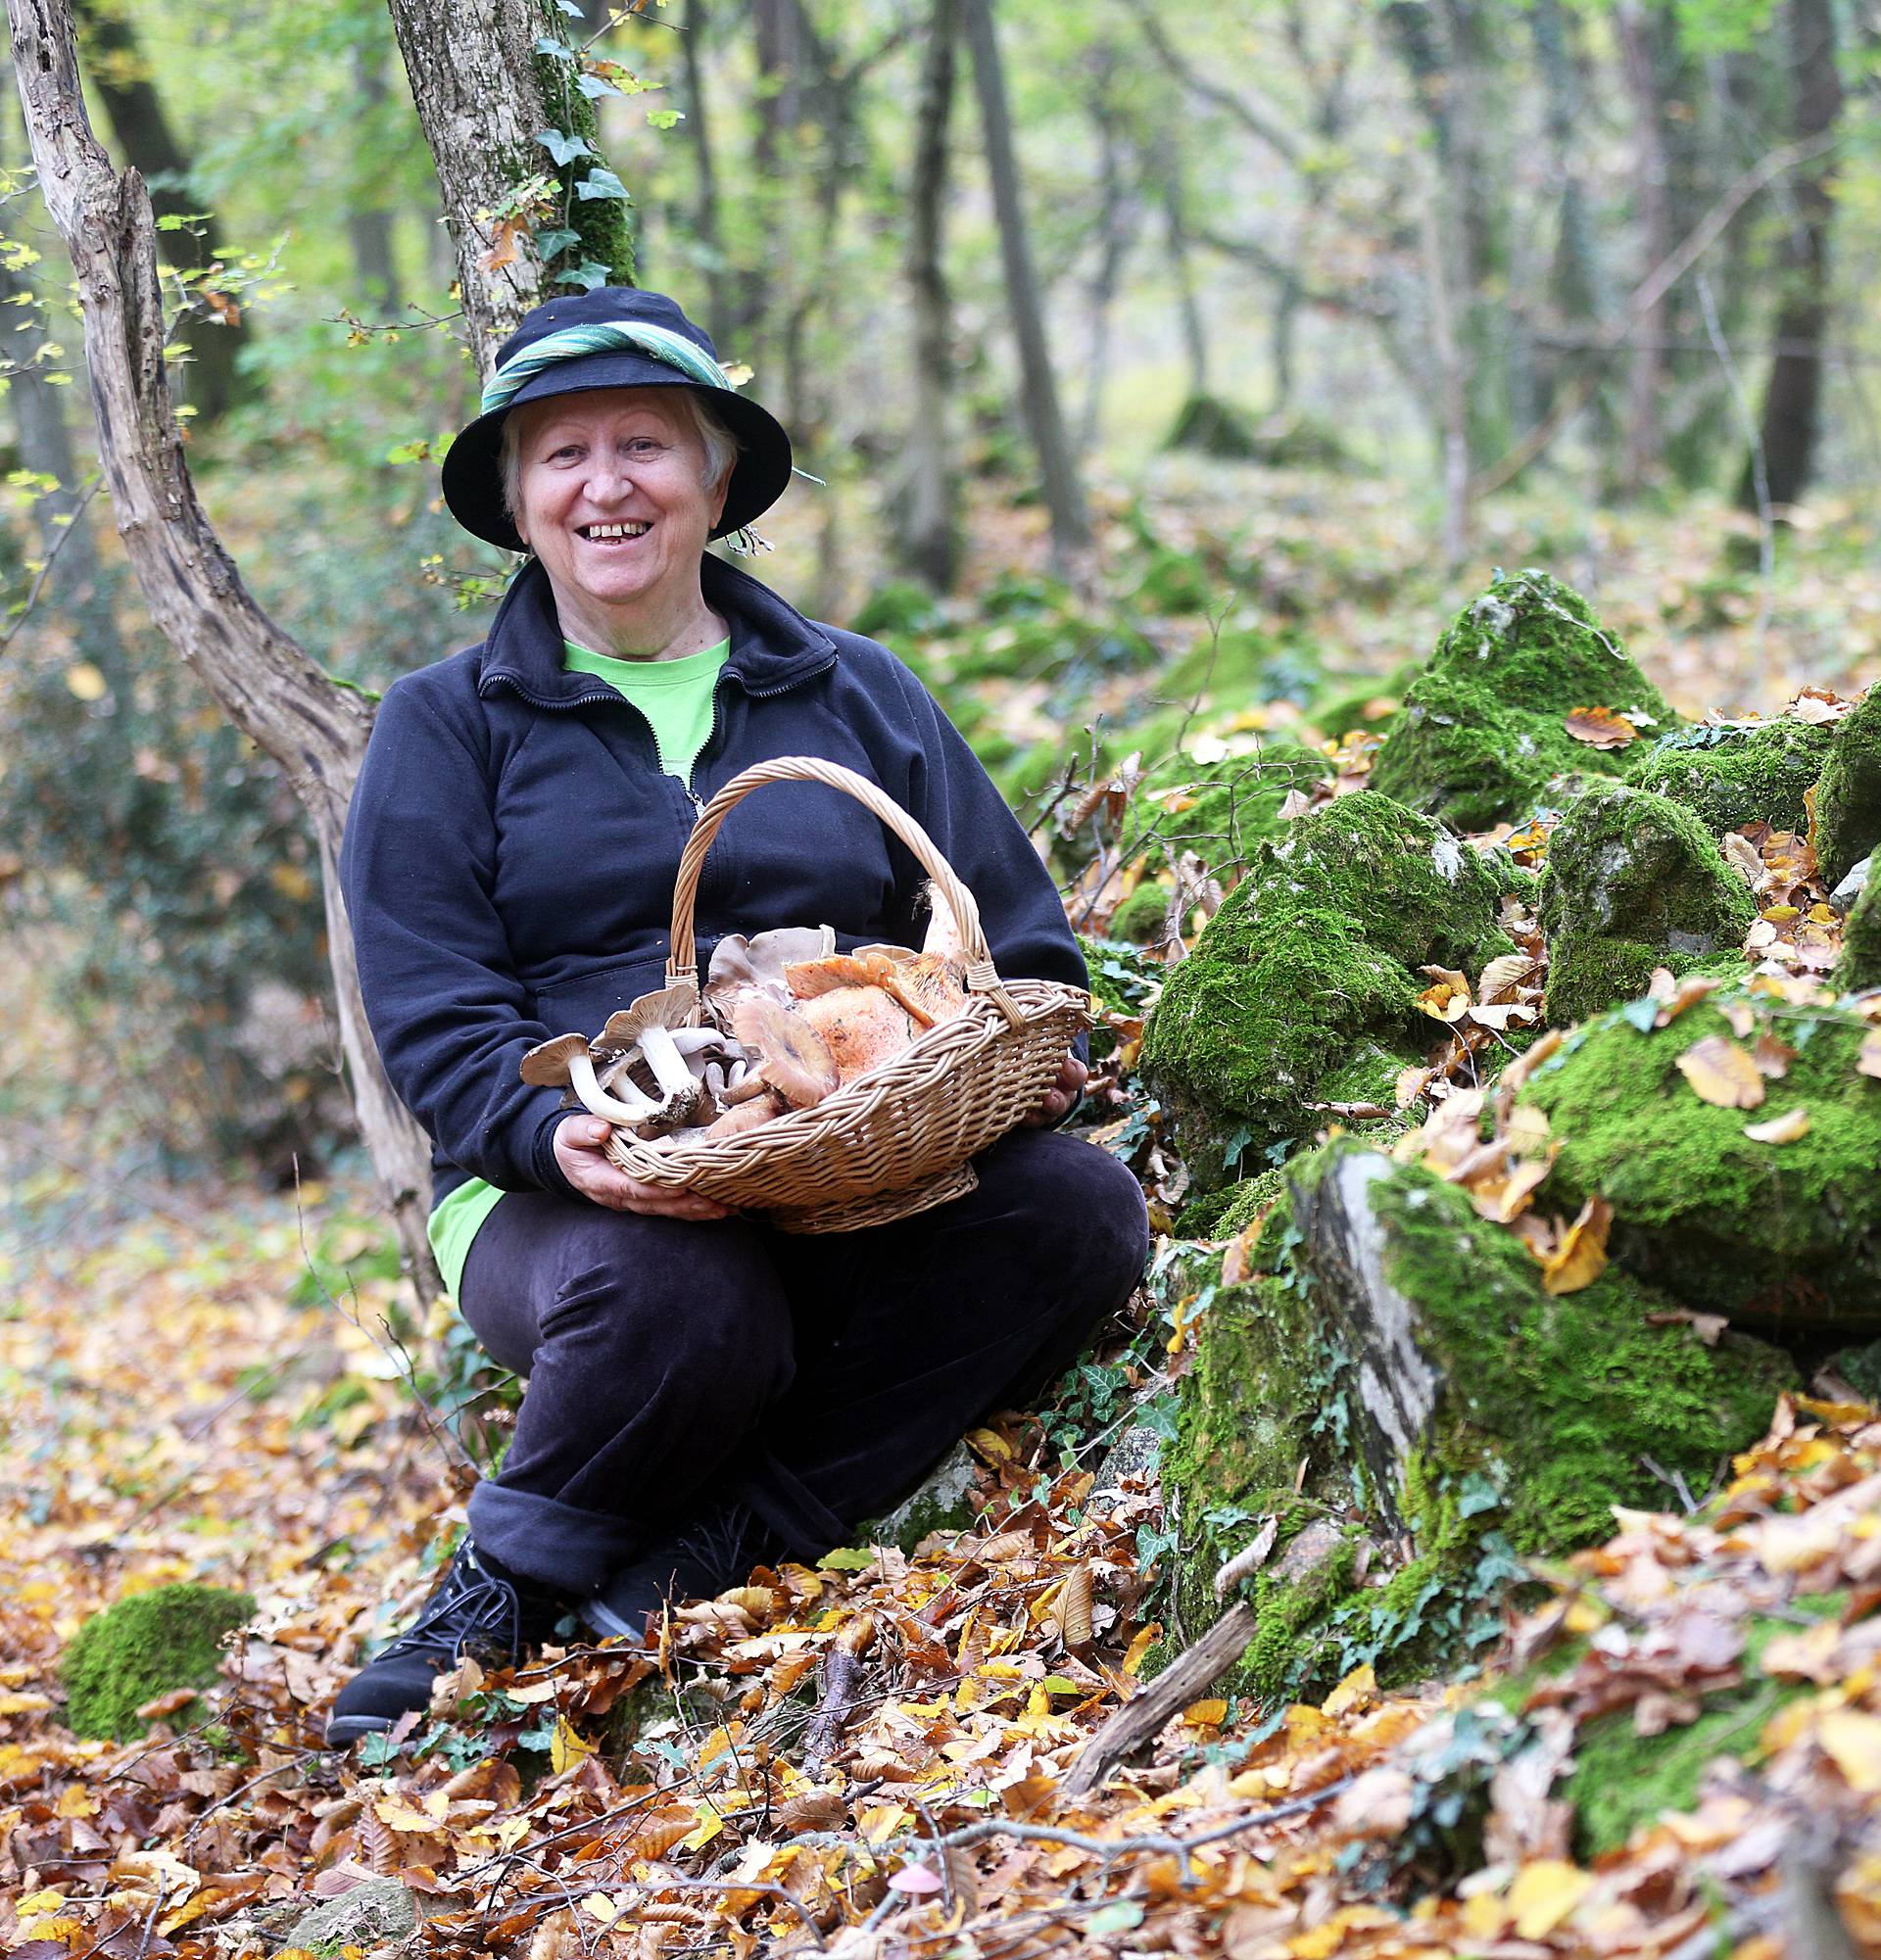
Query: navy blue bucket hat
442 288 794 551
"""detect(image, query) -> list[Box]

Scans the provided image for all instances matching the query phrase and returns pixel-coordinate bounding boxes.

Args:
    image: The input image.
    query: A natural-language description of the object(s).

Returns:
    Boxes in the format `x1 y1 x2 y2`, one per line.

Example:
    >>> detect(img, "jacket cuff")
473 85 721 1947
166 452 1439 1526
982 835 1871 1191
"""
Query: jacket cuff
531 1102 581 1198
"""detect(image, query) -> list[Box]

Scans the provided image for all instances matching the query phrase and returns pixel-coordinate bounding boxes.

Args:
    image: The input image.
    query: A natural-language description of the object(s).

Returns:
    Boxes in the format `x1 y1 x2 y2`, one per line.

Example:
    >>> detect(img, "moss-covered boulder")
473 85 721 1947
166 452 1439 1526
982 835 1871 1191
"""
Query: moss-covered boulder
1817 686 1881 885
1140 791 1518 1184
1120 744 1333 883
62 1584 254 1742
1632 718 1835 837
1163 1145 1789 1704
1537 785 1755 1025
1522 994 1881 1324
1839 873 1881 992
1370 570 1673 832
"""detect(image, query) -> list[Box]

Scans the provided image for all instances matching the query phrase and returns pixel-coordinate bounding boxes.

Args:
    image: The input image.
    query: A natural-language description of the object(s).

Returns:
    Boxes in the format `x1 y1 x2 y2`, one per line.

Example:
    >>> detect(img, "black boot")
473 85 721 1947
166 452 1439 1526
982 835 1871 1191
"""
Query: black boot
325 1541 569 1746
583 1502 782 1645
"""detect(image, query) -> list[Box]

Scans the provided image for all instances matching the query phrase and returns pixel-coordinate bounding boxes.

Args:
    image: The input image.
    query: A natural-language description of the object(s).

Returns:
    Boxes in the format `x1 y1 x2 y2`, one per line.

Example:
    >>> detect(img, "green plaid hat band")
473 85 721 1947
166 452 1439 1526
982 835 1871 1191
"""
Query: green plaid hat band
479 319 734 415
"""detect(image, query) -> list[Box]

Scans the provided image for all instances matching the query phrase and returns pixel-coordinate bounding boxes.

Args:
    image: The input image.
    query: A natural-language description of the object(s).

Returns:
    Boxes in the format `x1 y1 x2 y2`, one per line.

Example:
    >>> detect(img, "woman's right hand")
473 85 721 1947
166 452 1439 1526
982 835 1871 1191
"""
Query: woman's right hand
553 1116 733 1220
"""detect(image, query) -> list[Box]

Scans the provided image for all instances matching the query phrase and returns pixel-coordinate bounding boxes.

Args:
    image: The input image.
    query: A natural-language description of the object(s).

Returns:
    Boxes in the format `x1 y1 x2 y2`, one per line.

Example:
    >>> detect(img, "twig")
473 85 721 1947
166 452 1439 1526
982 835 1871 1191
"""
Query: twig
0 476 104 659
802 1647 866 1771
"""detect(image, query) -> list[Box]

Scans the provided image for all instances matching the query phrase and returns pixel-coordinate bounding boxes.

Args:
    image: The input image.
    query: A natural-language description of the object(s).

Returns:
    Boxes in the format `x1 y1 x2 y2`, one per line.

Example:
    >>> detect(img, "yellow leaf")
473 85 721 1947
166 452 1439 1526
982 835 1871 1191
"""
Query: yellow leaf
0 1691 52 1714
374 1795 440 1833
964 1427 1012 1462
55 1785 100 1818
550 1715 594 1775
1507 1859 1592 1938
1818 1708 1881 1793
1540 1195 1612 1296
1676 1034 1765 1109
65 661 107 701
1057 1562 1094 1648
1122 1623 1160 1677
1744 1108 1809 1144
1564 705 1637 749
1182 1698 1227 1727
1321 1662 1375 1718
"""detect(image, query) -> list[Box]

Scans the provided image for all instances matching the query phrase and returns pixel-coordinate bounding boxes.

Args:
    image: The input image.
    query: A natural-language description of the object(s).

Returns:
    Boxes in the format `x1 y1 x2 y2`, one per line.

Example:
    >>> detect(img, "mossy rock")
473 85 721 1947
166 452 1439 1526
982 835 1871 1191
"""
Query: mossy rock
1370 570 1674 832
1140 790 1517 1184
1631 718 1835 837
1163 1145 1789 1705
1119 744 1333 883
1817 686 1881 885
1163 392 1263 459
62 1584 255 1742
1522 994 1881 1324
860 1441 979 1553
1109 881 1174 946
1839 872 1881 992
1538 784 1756 1024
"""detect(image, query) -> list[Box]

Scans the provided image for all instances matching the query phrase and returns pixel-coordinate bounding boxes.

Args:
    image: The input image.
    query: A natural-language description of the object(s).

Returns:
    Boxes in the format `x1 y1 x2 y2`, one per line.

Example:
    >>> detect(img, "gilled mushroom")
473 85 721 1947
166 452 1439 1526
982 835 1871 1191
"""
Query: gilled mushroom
880 951 967 1028
921 882 967 963
796 983 915 1080
701 1087 788 1136
784 950 899 996
591 985 712 1131
520 1031 671 1127
731 994 840 1107
705 925 837 1020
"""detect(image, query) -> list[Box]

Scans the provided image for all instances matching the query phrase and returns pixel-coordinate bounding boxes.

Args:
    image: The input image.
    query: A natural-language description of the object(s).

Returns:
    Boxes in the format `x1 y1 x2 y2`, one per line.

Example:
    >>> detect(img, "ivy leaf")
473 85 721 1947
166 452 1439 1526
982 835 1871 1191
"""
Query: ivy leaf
534 35 576 58
575 167 632 203
535 127 594 167
555 261 613 292
533 226 581 259
578 72 622 98
647 107 685 129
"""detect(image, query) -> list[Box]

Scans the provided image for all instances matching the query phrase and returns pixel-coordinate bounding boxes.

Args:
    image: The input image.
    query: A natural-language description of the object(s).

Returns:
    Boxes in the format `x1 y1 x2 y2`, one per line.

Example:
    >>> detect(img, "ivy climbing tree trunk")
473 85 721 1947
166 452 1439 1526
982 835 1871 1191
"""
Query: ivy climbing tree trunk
6 0 440 1297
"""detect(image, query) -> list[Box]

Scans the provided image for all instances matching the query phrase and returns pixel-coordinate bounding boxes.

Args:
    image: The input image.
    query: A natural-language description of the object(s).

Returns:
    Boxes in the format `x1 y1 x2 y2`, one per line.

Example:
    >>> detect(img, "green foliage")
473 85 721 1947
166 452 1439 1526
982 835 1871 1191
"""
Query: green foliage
1523 993 1881 1321
1141 791 1516 1181
1632 717 1835 837
1371 570 1674 832
62 1584 255 1742
1537 784 1756 1024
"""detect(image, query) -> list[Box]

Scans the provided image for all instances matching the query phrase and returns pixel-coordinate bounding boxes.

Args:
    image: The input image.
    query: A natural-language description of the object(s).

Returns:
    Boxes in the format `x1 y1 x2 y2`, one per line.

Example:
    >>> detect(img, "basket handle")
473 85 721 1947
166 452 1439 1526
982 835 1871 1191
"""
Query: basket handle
663 756 1025 1027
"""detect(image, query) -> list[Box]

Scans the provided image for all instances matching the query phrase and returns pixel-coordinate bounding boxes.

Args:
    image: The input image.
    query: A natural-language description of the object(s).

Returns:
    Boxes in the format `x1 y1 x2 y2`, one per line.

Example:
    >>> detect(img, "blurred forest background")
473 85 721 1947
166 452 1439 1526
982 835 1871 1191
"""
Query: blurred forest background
1 0 1879 1199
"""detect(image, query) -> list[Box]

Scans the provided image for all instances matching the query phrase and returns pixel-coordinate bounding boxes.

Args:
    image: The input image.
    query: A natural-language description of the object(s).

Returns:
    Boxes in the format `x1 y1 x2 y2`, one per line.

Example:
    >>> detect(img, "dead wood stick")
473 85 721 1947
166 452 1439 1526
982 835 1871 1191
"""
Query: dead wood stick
802 1649 866 1771
1062 1600 1257 1797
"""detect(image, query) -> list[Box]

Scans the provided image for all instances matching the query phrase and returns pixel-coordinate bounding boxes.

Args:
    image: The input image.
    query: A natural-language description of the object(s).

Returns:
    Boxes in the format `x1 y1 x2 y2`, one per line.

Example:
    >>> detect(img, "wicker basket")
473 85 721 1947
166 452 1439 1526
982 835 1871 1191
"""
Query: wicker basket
603 756 1092 1231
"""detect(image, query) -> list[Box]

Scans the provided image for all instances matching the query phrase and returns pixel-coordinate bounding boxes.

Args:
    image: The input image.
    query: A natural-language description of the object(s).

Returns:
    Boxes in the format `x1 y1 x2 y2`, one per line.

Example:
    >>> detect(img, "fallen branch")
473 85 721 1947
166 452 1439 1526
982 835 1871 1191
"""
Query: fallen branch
802 1648 867 1772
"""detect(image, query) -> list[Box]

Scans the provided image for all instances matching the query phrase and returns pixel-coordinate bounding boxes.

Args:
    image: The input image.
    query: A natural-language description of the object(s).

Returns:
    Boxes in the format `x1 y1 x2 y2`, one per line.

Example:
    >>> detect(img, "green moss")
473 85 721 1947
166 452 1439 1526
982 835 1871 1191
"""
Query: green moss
1523 994 1881 1322
532 17 636 288
1537 785 1756 1025
1108 881 1173 945
1141 791 1517 1182
1174 1170 1286 1241
1632 718 1835 836
1816 685 1881 884
1838 870 1880 992
1120 745 1333 883
62 1584 254 1742
1371 570 1675 832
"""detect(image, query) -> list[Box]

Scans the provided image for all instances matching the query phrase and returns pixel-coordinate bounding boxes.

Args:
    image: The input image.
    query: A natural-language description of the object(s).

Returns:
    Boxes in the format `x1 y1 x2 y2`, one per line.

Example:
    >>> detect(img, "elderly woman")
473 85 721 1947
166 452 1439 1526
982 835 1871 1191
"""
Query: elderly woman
326 288 1148 1745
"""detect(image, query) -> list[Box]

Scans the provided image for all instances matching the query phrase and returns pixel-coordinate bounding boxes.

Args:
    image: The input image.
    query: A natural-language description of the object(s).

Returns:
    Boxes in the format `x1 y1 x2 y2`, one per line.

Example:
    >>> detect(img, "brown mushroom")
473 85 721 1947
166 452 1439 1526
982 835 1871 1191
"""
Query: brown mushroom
705 926 837 1020
784 950 899 997
879 951 968 1028
701 1088 788 1137
731 995 840 1108
519 1031 668 1126
796 983 915 1080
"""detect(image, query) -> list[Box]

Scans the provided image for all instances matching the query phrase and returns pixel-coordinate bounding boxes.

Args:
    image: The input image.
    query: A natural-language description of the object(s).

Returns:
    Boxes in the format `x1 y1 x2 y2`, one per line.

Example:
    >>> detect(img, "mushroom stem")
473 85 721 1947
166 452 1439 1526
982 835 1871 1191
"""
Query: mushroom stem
638 1025 699 1103
567 1051 664 1125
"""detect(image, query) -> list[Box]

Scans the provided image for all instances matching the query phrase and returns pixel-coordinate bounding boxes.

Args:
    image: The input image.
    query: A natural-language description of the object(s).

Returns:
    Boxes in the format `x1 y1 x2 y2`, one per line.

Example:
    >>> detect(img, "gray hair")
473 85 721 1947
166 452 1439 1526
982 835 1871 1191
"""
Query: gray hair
499 388 740 529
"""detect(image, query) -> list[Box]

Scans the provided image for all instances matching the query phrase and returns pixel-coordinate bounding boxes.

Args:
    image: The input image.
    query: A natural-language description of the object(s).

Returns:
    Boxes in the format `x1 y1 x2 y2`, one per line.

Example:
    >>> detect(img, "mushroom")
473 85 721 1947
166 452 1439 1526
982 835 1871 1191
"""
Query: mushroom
920 882 967 963
519 1031 671 1127
879 951 967 1028
796 983 916 1080
784 950 900 997
731 994 840 1107
705 925 838 1020
701 1088 788 1137
591 985 713 1131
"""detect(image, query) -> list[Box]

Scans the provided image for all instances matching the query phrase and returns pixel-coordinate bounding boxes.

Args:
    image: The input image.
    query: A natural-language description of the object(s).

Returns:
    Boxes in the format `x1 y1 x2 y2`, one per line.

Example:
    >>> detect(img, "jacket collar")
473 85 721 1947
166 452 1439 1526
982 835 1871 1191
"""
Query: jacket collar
476 553 839 706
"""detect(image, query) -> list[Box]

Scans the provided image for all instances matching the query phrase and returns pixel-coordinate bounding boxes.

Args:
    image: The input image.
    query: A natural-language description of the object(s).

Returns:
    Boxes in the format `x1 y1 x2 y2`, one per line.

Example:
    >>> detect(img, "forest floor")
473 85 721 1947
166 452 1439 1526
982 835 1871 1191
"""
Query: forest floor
6 478 1881 1958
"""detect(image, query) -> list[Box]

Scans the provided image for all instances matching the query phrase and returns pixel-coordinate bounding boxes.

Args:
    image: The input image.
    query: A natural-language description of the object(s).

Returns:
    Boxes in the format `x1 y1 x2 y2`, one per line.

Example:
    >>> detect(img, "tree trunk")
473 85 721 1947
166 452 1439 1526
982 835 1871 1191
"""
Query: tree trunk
345 37 402 313
1745 0 1842 510
1616 4 1672 495
895 0 960 592
8 0 440 1298
959 0 1089 568
70 0 249 423
1077 53 1136 455
1155 132 1209 398
678 0 730 336
1529 0 1604 426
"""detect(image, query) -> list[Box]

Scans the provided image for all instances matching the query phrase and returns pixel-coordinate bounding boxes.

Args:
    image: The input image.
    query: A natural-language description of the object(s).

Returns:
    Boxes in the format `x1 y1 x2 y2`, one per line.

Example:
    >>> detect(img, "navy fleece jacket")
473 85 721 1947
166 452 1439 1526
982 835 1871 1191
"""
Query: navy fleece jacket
339 553 1086 1207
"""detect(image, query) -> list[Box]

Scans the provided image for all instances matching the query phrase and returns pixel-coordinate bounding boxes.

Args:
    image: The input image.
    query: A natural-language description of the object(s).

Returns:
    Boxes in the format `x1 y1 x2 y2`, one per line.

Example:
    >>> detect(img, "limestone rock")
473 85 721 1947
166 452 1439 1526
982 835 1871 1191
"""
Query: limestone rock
1816 685 1881 885
1140 790 1518 1184
1161 1144 1788 1703
1088 1422 1164 1518
1538 784 1755 1025
1837 872 1880 993
1522 994 1881 1324
862 1440 979 1553
1830 853 1871 917
61 1583 255 1743
1370 569 1672 832
1632 717 1835 837
283 1876 418 1953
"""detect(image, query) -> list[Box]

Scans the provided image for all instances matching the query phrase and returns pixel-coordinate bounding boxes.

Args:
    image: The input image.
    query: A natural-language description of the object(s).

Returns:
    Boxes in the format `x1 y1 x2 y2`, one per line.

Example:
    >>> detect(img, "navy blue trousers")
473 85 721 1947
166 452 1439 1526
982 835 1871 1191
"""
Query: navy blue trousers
458 1128 1150 1592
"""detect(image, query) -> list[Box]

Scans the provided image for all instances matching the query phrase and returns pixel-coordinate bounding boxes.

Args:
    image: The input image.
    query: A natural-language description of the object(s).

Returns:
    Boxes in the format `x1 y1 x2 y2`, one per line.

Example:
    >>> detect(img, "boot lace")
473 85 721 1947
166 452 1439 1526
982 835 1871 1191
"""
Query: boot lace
382 1546 522 1665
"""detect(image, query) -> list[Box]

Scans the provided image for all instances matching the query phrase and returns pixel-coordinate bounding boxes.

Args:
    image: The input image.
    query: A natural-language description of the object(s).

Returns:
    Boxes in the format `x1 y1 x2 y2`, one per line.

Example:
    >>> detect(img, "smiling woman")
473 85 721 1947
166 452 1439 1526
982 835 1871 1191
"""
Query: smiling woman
328 286 1147 1748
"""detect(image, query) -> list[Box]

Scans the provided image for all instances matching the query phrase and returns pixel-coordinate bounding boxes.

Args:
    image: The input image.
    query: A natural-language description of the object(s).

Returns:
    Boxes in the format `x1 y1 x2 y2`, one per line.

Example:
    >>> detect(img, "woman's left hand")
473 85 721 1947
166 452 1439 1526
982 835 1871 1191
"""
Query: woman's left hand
1023 1051 1087 1127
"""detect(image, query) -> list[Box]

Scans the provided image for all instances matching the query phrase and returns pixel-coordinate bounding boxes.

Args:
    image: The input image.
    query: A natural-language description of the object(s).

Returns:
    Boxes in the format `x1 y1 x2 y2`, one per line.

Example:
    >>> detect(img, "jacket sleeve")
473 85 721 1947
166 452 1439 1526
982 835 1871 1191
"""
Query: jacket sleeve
340 677 577 1196
876 648 1088 995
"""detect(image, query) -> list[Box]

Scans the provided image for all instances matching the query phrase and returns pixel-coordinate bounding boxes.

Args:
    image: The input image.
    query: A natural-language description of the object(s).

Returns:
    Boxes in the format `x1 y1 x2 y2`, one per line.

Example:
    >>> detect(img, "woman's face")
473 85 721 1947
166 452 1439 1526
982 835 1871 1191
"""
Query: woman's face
509 388 729 640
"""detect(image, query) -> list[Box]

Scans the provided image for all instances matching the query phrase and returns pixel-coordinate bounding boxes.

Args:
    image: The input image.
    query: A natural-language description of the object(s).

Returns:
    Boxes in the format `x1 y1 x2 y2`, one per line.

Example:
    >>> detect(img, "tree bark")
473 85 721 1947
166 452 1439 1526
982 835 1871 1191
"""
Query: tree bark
678 0 729 335
1153 130 1208 399
1745 0 1842 510
1078 54 1137 456
895 0 960 592
345 36 402 313
70 0 248 423
8 0 440 1298
1616 4 1672 495
959 0 1088 568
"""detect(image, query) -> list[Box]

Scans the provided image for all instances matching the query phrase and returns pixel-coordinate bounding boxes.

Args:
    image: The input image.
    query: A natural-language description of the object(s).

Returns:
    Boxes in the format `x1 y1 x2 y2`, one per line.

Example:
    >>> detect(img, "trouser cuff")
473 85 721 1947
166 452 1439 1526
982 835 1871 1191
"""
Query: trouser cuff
467 1482 641 1593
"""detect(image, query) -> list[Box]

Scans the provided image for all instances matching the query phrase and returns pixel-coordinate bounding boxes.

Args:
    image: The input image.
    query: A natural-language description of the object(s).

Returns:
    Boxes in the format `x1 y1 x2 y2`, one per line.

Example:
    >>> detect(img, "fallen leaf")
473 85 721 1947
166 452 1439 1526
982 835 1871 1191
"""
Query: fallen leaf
1182 1698 1227 1727
1818 1709 1881 1792
1722 833 1766 887
1646 1308 1729 1346
1507 1858 1594 1938
1744 1108 1809 1144
1565 705 1637 749
1540 1195 1613 1296
1676 1034 1765 1110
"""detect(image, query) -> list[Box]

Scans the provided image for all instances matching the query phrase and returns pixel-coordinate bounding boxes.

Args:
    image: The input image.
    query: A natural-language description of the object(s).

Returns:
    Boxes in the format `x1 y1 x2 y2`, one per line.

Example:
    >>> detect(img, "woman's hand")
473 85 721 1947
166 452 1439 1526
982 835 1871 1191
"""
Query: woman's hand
1023 1051 1088 1128
554 1116 733 1220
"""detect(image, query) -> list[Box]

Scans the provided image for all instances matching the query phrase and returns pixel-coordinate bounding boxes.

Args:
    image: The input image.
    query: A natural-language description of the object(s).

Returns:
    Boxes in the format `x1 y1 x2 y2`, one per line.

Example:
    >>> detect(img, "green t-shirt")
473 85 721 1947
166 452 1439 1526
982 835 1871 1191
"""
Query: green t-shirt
426 635 731 1297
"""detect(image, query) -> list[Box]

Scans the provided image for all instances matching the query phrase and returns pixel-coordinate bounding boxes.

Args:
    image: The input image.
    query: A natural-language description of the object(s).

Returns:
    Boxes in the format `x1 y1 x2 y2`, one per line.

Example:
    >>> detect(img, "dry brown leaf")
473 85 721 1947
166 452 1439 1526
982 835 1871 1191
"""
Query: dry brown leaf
1722 832 1766 888
1565 704 1638 749
1477 952 1535 1003
1744 1107 1809 1144
1646 1307 1729 1346
1214 1515 1279 1598
1057 1563 1094 1648
1676 1034 1766 1109
1540 1195 1613 1295
1752 1030 1797 1077
1222 1218 1263 1287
